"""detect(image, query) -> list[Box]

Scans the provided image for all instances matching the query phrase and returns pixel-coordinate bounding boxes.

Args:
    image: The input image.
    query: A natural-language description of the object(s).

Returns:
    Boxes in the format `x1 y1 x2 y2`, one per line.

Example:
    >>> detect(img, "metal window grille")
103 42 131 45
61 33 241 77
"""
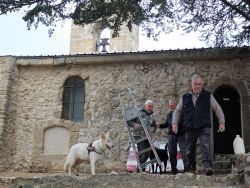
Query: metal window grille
62 76 85 122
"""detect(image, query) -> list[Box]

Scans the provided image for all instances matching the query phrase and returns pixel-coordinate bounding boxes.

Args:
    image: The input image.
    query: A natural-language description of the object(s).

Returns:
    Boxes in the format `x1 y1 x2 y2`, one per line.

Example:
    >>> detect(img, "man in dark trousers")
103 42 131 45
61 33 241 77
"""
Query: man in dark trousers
129 100 157 172
172 74 225 176
158 99 189 174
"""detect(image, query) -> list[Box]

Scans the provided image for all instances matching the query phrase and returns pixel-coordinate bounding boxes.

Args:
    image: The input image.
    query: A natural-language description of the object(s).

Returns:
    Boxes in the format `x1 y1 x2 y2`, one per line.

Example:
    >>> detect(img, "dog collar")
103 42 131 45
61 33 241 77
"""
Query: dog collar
97 141 105 153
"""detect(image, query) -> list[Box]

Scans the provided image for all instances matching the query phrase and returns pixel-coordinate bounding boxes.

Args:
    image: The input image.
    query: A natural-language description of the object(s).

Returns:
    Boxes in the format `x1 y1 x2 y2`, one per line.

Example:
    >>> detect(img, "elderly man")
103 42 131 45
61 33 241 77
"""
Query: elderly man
129 100 157 172
172 74 225 176
158 99 189 174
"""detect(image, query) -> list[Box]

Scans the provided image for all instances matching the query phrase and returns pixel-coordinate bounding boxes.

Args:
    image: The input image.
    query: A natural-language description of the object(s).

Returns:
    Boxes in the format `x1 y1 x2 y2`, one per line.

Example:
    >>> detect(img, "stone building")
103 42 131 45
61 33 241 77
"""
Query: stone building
0 23 249 173
0 46 250 173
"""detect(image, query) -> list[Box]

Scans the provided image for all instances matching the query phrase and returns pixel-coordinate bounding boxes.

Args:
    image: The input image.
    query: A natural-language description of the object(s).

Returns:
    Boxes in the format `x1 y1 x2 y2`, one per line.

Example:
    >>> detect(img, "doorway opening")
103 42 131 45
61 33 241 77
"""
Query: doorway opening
213 85 241 154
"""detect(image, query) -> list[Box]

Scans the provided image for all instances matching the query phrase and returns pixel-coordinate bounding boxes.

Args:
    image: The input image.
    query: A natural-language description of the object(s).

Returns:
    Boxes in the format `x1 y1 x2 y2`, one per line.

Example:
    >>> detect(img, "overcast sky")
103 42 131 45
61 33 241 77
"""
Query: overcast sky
0 11 207 56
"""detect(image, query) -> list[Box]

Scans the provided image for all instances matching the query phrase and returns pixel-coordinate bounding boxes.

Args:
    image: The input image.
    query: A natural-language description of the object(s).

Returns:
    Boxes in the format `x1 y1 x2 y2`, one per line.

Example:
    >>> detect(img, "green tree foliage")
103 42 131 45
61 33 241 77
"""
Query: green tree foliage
0 0 249 46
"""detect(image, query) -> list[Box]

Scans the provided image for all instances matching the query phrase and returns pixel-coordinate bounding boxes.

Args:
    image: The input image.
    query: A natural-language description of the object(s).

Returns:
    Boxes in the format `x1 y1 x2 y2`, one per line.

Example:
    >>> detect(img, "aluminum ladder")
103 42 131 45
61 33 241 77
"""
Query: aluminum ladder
118 87 162 173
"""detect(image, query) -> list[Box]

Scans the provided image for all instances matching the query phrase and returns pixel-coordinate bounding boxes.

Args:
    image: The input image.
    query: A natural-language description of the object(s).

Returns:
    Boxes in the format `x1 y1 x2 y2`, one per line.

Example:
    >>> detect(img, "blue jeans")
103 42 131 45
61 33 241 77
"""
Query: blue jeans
185 127 212 171
168 134 189 172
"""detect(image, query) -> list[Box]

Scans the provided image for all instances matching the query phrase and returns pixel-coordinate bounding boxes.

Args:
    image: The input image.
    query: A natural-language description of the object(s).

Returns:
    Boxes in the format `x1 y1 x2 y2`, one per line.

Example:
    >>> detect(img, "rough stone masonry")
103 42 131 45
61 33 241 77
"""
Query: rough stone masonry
0 47 250 174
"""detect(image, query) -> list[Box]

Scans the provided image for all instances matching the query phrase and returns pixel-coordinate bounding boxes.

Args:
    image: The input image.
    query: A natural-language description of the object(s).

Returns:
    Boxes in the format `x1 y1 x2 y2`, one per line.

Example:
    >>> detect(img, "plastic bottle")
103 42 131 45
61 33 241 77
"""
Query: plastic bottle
233 135 245 155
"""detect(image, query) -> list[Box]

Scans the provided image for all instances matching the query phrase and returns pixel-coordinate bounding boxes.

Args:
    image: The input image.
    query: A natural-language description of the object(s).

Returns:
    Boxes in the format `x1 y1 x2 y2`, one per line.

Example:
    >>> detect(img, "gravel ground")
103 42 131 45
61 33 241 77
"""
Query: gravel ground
0 171 246 188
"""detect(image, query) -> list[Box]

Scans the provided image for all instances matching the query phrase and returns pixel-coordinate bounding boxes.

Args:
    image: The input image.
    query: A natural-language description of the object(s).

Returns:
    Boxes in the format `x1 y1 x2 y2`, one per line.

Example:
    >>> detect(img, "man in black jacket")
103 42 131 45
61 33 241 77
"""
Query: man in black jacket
158 99 189 174
172 74 225 176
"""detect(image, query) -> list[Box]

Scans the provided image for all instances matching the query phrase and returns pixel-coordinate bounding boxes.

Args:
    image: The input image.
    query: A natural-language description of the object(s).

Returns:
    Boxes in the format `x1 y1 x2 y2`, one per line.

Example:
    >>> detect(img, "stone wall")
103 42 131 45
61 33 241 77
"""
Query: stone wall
70 23 139 54
0 47 250 172
0 56 16 171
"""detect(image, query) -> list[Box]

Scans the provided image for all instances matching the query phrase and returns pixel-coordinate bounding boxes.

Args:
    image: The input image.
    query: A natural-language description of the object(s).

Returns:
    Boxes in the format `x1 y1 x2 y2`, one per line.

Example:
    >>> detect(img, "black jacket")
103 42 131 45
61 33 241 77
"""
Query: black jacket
160 111 184 135
182 89 211 130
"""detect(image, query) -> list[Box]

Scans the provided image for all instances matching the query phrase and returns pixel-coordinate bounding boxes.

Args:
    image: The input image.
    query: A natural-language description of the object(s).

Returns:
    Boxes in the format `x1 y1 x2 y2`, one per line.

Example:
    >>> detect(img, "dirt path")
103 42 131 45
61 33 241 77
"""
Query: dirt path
0 172 246 188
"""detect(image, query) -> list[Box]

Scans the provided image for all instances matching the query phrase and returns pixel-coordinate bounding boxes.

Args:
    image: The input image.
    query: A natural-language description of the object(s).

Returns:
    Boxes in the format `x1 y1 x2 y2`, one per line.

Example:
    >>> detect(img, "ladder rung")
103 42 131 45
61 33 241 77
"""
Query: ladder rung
134 137 148 144
138 147 152 156
139 159 158 168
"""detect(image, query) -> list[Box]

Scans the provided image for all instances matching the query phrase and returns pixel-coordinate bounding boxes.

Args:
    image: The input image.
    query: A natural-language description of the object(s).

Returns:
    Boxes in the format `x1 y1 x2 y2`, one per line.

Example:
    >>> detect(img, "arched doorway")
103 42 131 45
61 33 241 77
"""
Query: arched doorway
213 86 241 154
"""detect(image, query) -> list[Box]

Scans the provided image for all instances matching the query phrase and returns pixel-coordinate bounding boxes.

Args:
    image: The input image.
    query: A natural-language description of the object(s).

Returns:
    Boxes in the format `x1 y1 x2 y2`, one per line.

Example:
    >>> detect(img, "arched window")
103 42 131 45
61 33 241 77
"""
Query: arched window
62 76 85 122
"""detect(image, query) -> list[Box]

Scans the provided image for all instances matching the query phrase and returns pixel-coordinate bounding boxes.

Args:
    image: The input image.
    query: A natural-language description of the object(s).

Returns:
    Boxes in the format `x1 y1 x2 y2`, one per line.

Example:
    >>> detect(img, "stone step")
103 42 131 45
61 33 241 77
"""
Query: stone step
0 172 246 188
213 160 232 174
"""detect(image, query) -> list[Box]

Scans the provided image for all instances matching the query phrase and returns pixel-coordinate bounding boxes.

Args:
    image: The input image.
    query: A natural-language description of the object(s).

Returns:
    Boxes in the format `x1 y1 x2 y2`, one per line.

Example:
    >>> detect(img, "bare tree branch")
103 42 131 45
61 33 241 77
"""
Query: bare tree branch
219 0 250 21
0 0 249 46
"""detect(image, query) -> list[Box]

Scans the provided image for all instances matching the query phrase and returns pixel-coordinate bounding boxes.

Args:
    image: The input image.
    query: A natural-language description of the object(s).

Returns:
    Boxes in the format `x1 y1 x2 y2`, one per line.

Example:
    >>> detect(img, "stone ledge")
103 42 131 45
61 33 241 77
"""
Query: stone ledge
14 46 250 66
0 172 245 188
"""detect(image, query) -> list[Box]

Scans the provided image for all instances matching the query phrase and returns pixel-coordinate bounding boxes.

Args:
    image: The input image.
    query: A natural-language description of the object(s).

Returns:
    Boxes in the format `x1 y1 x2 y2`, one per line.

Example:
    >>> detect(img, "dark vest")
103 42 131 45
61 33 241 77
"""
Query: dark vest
182 90 211 130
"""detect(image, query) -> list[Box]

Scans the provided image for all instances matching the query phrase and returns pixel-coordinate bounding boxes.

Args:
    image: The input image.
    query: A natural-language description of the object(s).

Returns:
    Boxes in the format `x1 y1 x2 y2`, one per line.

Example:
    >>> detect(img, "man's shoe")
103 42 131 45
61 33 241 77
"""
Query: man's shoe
183 168 189 173
172 169 179 175
186 165 196 174
187 168 196 175
205 168 213 176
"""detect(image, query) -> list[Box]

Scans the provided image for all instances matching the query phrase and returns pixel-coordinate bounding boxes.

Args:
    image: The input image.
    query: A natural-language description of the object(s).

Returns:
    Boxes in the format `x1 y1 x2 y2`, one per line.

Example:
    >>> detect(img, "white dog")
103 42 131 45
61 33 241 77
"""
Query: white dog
64 132 113 176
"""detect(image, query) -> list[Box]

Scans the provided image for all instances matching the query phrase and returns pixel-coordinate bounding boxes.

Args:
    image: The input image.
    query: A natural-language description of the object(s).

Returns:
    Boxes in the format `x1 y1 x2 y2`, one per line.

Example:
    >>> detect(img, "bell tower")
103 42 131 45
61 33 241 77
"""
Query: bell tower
70 22 139 54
